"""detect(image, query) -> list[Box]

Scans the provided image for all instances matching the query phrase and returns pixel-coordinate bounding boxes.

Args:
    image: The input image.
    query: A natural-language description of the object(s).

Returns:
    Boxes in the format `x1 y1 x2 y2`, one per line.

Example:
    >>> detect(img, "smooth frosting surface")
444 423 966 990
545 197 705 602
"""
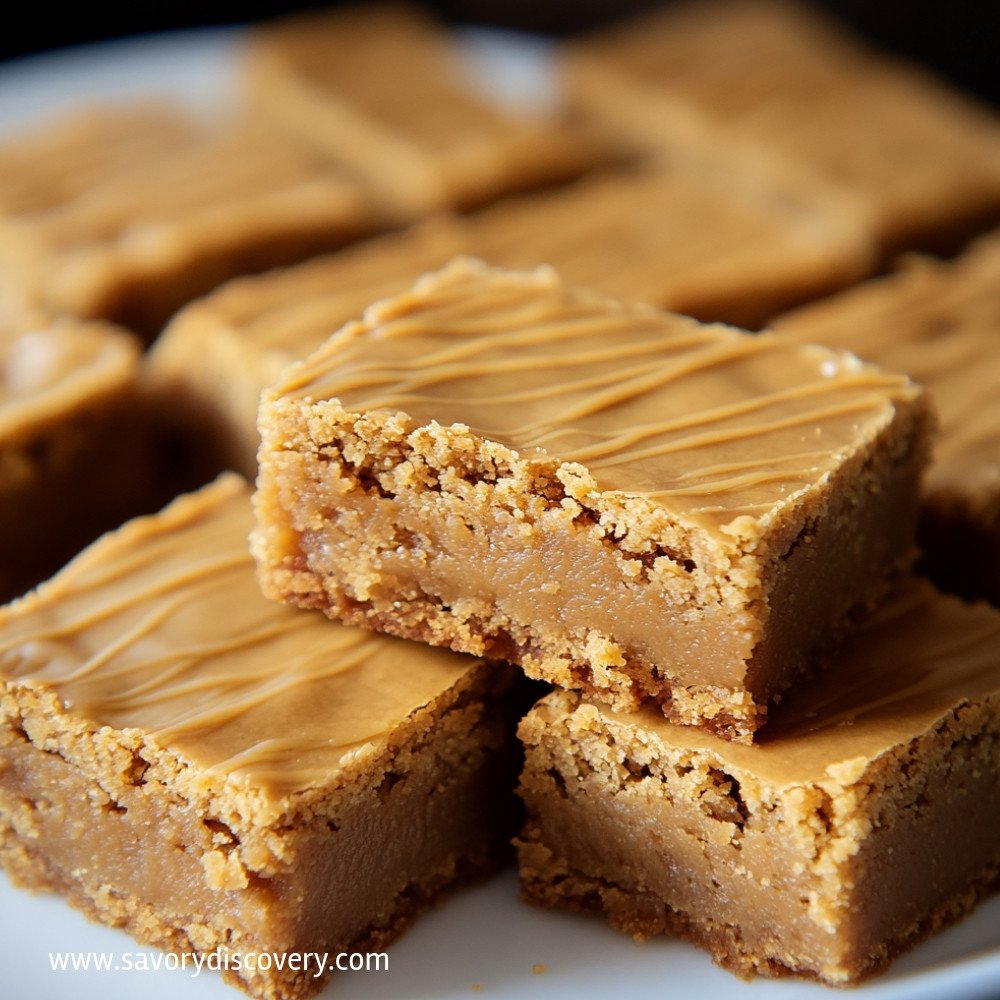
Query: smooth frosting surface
275 258 920 536
459 167 869 319
254 3 552 150
0 474 476 795
592 577 1000 786
775 234 1000 509
0 322 137 440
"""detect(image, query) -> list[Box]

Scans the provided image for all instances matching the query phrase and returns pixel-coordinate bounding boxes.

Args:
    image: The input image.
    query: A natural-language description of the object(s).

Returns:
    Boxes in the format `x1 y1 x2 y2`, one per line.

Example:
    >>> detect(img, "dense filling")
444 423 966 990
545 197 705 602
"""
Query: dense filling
517 692 1000 983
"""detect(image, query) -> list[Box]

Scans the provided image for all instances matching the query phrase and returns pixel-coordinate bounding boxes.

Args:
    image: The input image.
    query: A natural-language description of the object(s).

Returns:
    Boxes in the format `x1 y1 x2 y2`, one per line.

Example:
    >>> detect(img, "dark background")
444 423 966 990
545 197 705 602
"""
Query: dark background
0 1 998 108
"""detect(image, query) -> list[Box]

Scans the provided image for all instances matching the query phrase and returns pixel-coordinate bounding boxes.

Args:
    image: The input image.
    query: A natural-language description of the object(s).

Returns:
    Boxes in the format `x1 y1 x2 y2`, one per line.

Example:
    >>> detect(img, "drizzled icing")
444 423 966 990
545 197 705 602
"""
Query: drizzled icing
598 578 1000 786
278 258 920 535
0 475 476 796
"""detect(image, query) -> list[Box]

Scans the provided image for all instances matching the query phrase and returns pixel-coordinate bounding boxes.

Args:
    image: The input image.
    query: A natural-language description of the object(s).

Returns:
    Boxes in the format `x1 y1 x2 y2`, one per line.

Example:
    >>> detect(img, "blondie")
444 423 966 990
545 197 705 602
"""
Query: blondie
252 258 931 740
517 579 1000 984
0 474 522 1000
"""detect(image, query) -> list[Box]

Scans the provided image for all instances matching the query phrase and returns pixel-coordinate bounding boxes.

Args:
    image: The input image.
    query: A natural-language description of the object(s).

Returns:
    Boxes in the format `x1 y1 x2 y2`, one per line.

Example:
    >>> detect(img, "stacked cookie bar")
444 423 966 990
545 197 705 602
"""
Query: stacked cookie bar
250 256 999 983
1 0 1000 996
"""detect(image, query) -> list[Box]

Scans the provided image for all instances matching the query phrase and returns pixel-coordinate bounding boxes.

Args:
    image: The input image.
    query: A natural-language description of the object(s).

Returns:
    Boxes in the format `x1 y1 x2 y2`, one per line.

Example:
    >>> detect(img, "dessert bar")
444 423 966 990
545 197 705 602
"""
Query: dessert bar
774 230 1000 604
0 474 522 1000
252 258 932 740
562 0 1000 255
516 578 1000 984
245 2 601 218
0 103 201 218
461 164 874 329
0 320 173 603
147 218 467 476
0 114 376 339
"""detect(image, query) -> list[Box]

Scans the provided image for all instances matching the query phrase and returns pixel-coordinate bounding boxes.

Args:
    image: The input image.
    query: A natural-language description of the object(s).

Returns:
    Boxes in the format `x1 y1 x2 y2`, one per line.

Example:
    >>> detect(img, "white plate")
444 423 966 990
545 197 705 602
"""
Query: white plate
1 25 1000 1000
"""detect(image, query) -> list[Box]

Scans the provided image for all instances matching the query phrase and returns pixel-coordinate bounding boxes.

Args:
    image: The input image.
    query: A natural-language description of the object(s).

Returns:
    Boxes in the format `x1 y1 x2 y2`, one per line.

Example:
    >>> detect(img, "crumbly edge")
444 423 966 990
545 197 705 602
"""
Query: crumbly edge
0 662 521 999
514 691 1000 984
253 399 769 734
0 823 494 1000
253 384 929 740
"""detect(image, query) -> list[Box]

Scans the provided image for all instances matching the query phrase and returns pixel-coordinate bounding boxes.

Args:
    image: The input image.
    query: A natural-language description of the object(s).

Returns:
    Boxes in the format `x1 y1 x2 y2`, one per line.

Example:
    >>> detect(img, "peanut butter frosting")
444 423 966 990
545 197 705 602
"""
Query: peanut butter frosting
559 578 1000 788
154 217 466 367
565 0 1000 250
0 118 374 331
0 321 138 441
774 234 1000 514
273 258 922 540
0 474 477 796
20 120 370 253
256 4 524 152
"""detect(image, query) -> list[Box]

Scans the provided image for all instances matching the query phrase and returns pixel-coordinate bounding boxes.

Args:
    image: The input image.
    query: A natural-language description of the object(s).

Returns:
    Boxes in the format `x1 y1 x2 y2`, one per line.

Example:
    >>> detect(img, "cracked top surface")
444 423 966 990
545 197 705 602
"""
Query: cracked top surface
270 257 923 542
0 474 479 797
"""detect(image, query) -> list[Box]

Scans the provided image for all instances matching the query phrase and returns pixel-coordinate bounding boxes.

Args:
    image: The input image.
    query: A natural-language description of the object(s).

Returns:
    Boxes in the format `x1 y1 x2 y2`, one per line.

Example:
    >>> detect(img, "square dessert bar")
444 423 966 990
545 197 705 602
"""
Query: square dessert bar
516 578 1000 984
0 110 376 339
0 474 522 1000
774 229 1000 605
0 320 176 603
244 2 602 218
461 164 874 329
252 258 932 741
562 0 1000 255
147 218 468 477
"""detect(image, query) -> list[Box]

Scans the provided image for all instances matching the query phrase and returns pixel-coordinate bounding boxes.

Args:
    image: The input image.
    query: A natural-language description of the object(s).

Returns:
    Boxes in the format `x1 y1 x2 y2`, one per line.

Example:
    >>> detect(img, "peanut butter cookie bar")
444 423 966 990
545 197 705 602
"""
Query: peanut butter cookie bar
516 578 1000 984
774 230 1000 604
252 258 932 741
0 474 522 1000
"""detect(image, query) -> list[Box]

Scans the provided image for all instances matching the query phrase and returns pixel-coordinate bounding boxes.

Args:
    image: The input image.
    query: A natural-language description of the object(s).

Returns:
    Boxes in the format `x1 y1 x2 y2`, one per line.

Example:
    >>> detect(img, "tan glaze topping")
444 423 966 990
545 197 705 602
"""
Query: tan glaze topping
277 258 918 540
24 120 368 253
459 167 871 324
0 475 475 796
0 322 137 440
570 0 1000 237
775 236 1000 507
589 578 1000 786
255 4 544 153
181 217 467 358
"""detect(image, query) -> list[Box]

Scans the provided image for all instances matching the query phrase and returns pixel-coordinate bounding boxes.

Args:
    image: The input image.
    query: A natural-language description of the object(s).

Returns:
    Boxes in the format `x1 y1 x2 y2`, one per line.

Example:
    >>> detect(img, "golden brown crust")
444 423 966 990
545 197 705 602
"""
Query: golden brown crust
517 826 1000 985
